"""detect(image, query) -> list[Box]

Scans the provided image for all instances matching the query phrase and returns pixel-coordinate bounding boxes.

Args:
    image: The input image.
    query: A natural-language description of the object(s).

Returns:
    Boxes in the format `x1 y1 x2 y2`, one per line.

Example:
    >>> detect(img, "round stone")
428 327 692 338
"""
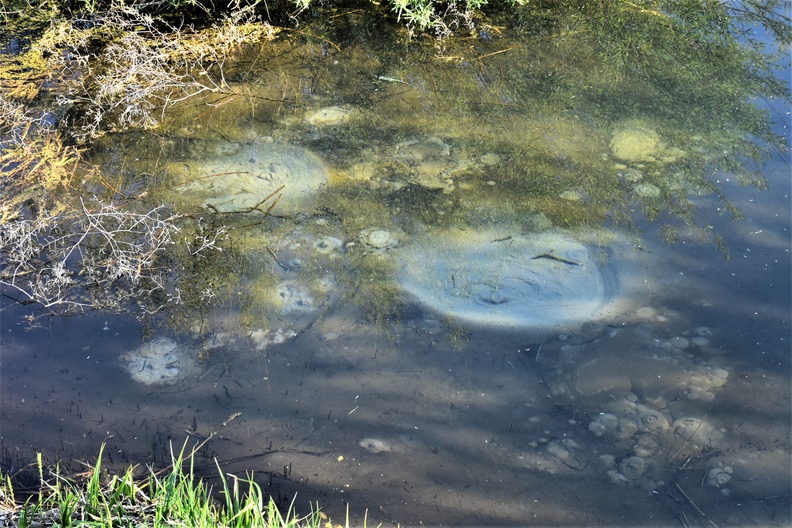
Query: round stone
362 228 399 250
559 190 583 202
313 236 344 254
306 106 353 126
397 229 614 329
171 142 328 215
358 437 394 453
633 183 661 198
611 127 661 162
707 466 733 487
480 153 501 166
635 306 657 319
638 409 669 433
119 337 195 385
619 456 650 480
669 336 690 349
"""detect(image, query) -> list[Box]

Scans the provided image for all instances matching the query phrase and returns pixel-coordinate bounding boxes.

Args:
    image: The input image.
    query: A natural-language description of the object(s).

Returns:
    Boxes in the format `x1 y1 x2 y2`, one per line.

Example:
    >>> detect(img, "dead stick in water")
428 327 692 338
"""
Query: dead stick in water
673 481 718 528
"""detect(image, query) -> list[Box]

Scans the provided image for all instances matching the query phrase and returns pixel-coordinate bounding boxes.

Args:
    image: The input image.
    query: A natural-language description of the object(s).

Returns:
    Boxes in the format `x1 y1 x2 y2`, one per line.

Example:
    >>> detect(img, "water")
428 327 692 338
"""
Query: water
2 6 791 526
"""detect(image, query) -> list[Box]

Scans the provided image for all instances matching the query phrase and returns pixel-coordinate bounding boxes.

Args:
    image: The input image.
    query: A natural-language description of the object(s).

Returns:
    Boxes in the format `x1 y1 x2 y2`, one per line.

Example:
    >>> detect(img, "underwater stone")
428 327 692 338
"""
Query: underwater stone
619 456 650 480
361 228 399 250
249 328 297 350
172 142 328 215
397 229 614 329
480 153 501 166
559 190 583 202
306 106 353 126
673 417 724 447
633 183 661 198
119 337 195 385
637 408 669 433
707 465 733 487
607 469 630 484
610 127 661 162
313 236 344 255
669 336 690 349
359 437 395 453
691 336 710 347
546 442 571 460
633 435 660 458
276 281 316 314
618 168 644 183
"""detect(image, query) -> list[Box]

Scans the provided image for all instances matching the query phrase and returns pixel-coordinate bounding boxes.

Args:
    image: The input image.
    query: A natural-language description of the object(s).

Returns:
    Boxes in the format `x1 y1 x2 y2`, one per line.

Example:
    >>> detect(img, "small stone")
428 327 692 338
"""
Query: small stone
547 442 570 460
313 236 344 255
306 106 353 126
561 438 580 449
559 190 583 202
361 228 399 250
358 438 394 453
638 409 669 433
669 336 690 349
707 466 733 487
589 421 607 437
618 168 644 183
480 153 501 166
634 183 661 198
619 419 639 437
608 469 629 484
619 456 650 480
635 306 657 319
611 127 661 162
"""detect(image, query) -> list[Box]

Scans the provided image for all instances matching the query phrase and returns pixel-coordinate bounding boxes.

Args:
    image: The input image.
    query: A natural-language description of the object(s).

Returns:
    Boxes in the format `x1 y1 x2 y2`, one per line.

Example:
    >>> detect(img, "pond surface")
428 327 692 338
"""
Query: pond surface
2 7 791 526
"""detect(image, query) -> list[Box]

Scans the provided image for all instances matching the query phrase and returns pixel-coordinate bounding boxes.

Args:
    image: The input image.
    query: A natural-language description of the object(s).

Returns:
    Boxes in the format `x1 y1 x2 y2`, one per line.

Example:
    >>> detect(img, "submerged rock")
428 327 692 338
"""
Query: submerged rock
170 141 328 215
119 337 196 385
397 229 614 329
360 228 400 252
305 106 354 126
610 127 661 162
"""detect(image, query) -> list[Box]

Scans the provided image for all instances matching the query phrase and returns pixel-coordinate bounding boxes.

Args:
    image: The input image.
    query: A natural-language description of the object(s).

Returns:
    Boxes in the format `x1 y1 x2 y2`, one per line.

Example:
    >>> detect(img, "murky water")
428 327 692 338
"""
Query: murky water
2 7 791 526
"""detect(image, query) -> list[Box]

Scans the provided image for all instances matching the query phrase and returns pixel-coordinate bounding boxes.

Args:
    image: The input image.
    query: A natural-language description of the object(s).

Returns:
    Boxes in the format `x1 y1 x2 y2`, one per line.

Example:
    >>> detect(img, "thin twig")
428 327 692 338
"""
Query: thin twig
674 481 719 528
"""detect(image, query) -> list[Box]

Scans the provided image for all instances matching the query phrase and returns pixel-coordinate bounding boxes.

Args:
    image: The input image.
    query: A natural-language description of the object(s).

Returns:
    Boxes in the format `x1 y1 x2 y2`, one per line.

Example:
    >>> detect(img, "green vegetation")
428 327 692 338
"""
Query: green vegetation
0 443 330 528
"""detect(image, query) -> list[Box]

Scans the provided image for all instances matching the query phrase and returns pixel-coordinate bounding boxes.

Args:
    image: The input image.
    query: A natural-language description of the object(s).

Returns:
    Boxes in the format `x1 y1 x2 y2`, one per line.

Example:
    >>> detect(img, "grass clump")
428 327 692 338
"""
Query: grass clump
1 443 323 528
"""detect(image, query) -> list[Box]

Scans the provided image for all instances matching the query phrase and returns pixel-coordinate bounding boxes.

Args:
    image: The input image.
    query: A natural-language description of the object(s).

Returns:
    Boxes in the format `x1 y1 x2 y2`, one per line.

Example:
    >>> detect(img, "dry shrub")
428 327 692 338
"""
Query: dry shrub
0 6 268 319
35 5 279 136
0 96 88 224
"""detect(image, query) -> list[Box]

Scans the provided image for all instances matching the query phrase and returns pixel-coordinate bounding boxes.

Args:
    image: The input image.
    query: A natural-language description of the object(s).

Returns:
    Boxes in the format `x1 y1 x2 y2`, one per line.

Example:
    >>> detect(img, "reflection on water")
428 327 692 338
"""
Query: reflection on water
2 4 791 526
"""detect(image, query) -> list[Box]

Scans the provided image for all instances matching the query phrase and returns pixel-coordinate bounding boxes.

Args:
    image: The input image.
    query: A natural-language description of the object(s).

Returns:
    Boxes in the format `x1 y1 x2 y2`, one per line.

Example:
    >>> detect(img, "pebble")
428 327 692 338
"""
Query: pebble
669 336 689 349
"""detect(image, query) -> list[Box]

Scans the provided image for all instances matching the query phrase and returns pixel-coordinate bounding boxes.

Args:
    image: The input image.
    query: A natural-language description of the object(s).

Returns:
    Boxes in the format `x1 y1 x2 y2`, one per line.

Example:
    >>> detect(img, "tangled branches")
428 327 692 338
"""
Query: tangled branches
0 198 226 318
36 4 278 137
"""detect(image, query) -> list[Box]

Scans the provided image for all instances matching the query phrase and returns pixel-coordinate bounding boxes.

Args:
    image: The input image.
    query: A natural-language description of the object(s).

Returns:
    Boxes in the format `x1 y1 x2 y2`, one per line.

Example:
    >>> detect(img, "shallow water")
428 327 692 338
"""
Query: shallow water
2 7 791 526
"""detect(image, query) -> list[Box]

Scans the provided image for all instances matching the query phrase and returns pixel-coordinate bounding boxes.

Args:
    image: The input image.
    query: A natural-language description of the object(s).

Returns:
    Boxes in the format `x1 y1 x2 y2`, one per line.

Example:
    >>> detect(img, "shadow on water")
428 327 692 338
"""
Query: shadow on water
1 2 791 526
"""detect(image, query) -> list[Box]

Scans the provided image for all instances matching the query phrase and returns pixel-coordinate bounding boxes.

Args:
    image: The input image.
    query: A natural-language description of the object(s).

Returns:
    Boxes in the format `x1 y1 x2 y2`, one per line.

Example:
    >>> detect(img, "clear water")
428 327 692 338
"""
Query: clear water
2 8 790 526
